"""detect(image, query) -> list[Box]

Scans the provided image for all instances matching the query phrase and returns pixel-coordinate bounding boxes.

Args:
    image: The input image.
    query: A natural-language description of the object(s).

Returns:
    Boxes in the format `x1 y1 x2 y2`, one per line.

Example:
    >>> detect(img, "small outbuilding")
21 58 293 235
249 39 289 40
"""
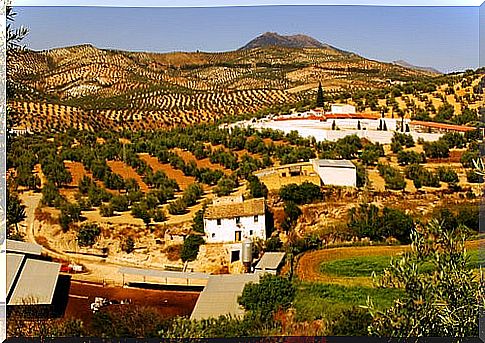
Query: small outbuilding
311 159 357 187
254 252 286 275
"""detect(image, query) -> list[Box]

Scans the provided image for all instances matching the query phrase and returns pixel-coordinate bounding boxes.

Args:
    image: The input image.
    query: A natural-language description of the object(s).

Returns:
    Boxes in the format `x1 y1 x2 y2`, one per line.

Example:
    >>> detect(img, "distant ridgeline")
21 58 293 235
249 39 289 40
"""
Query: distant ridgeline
8 32 481 133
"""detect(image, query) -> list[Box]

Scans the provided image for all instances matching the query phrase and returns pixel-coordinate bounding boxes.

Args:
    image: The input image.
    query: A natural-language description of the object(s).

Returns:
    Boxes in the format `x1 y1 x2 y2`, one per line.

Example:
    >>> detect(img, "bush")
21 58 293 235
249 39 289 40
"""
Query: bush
437 166 459 184
168 198 188 215
152 209 167 222
377 164 406 190
348 203 414 243
423 139 450 159
238 274 296 321
404 164 440 188
100 204 114 217
397 151 425 165
181 235 204 262
279 182 322 204
110 195 129 212
327 307 372 336
77 223 101 247
466 170 483 183
121 237 135 253
247 175 268 199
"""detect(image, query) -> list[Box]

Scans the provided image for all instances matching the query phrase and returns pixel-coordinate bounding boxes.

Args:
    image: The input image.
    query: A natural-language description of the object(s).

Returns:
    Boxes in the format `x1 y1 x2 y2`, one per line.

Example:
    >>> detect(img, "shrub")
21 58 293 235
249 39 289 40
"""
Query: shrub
328 307 372 336
152 209 167 222
279 182 322 205
110 196 129 212
437 166 459 183
423 140 450 159
181 235 204 262
100 204 114 217
121 237 135 253
397 151 425 165
377 164 406 190
77 223 101 247
466 170 483 183
238 274 296 321
168 198 188 215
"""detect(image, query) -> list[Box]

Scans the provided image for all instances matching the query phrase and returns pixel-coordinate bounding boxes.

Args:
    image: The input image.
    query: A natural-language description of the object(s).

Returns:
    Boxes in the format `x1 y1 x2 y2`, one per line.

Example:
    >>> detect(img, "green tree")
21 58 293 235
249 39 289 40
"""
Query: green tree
7 189 26 240
77 223 101 247
316 82 325 108
181 235 205 262
367 221 483 337
238 274 296 321
121 237 135 253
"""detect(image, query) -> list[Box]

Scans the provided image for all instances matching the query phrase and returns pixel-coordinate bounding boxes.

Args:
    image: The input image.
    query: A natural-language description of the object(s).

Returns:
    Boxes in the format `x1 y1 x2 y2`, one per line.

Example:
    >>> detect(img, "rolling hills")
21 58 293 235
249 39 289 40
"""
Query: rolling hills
8 33 440 132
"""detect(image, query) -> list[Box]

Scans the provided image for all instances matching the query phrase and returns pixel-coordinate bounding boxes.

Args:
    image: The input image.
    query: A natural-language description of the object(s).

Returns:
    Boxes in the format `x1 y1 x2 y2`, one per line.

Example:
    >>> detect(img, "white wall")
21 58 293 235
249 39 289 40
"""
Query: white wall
312 163 357 187
331 104 356 114
204 214 266 244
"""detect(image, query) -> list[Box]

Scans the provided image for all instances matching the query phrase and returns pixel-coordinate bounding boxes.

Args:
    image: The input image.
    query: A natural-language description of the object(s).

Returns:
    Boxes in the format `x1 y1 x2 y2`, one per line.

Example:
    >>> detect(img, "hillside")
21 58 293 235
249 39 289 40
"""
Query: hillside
393 60 442 75
8 37 440 132
240 32 337 50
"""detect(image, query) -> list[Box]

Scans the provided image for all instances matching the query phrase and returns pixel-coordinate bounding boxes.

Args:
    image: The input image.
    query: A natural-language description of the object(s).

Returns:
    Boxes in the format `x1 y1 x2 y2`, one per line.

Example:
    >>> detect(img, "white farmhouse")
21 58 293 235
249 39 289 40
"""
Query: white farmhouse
311 159 357 187
330 104 356 114
203 196 266 244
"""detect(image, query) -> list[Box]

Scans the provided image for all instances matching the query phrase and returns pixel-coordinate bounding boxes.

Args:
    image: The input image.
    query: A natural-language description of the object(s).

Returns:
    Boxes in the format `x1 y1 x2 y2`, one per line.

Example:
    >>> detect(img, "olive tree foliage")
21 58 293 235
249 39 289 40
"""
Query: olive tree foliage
366 221 483 337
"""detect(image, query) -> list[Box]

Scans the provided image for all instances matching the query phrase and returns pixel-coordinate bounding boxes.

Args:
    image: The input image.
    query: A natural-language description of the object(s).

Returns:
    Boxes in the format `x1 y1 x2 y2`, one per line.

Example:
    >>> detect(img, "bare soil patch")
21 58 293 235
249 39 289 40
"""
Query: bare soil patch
107 160 149 193
65 281 200 324
139 153 195 190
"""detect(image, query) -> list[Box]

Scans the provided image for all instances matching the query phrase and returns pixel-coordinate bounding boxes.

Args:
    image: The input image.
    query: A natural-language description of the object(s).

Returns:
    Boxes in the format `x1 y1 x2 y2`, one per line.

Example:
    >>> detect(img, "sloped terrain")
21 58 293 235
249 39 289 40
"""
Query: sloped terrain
8 40 437 131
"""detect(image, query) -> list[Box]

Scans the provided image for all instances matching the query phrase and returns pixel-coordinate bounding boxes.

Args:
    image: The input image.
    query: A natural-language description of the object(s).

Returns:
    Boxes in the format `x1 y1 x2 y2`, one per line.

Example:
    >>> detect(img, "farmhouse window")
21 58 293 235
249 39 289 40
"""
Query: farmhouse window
212 233 216 238
254 215 258 223
217 219 221 225
236 217 241 224
250 230 253 236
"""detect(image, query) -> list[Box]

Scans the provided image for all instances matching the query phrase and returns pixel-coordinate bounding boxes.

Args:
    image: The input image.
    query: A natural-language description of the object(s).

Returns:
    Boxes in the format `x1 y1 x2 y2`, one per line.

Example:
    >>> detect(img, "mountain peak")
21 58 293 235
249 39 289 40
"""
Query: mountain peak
240 32 332 50
393 60 442 74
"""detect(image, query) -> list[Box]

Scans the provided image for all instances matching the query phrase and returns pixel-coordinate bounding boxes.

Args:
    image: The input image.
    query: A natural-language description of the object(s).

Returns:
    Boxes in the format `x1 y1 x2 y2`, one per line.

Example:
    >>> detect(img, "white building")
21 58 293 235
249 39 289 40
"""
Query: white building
203 196 266 244
330 104 356 114
311 159 357 187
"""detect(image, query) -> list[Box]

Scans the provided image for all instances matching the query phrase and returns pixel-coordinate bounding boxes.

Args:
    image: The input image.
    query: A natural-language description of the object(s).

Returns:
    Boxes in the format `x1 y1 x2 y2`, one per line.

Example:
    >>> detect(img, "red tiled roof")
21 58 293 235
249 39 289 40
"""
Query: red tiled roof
410 121 476 132
322 113 381 120
274 113 381 122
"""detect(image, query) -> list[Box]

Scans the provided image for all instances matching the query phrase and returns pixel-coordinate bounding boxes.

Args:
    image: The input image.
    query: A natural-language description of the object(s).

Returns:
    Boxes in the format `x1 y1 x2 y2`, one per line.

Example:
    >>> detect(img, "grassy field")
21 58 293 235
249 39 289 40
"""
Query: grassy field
319 249 483 278
293 281 403 322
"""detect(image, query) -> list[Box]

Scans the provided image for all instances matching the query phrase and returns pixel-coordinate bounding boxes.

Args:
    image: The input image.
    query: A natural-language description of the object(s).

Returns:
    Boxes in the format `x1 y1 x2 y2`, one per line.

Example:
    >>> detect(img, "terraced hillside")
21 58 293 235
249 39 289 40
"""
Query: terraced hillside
8 39 437 131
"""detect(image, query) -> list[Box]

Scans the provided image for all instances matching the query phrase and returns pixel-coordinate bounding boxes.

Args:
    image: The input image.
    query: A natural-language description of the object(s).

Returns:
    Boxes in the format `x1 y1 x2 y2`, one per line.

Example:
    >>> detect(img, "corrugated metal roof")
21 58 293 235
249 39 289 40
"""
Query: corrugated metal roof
314 159 355 169
6 254 24 296
255 252 286 271
119 266 210 280
6 239 42 256
190 274 260 320
204 198 265 220
8 259 60 305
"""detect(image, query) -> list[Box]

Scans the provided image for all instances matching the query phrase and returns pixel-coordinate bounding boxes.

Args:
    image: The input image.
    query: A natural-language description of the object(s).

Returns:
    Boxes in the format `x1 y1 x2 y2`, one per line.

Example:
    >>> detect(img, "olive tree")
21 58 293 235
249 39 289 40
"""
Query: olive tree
366 221 483 337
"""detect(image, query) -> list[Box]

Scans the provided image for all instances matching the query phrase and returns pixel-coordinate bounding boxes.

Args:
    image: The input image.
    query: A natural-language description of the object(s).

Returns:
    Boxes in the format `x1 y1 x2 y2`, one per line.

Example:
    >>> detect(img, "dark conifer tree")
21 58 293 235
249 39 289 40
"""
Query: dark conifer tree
316 82 324 108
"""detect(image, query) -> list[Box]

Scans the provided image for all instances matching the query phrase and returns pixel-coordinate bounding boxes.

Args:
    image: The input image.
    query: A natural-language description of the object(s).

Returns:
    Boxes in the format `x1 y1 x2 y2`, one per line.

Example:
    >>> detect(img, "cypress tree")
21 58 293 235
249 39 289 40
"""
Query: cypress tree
316 82 325 108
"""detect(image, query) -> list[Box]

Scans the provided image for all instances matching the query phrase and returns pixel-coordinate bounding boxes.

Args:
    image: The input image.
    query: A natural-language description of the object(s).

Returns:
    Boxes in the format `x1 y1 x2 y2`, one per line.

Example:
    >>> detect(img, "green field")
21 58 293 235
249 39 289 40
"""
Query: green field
293 282 403 322
319 249 483 278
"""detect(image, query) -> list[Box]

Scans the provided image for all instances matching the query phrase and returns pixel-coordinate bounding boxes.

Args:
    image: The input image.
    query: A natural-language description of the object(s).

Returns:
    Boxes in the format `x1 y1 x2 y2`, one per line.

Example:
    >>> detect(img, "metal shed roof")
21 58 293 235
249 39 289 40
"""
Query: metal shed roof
8 259 60 305
190 274 259 320
255 252 286 271
6 253 24 297
314 159 355 169
6 239 42 256
119 266 210 280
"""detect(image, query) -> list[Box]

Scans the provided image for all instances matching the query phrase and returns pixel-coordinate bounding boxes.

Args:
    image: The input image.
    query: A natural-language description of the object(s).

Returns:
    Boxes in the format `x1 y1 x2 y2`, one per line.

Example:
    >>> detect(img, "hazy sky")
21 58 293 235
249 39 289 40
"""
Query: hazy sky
14 5 481 73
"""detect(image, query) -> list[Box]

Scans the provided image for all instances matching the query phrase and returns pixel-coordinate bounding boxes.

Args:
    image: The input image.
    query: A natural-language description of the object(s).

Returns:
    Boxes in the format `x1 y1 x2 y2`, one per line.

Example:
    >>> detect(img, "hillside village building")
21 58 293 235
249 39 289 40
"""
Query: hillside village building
254 159 357 189
203 195 266 244
311 159 357 188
